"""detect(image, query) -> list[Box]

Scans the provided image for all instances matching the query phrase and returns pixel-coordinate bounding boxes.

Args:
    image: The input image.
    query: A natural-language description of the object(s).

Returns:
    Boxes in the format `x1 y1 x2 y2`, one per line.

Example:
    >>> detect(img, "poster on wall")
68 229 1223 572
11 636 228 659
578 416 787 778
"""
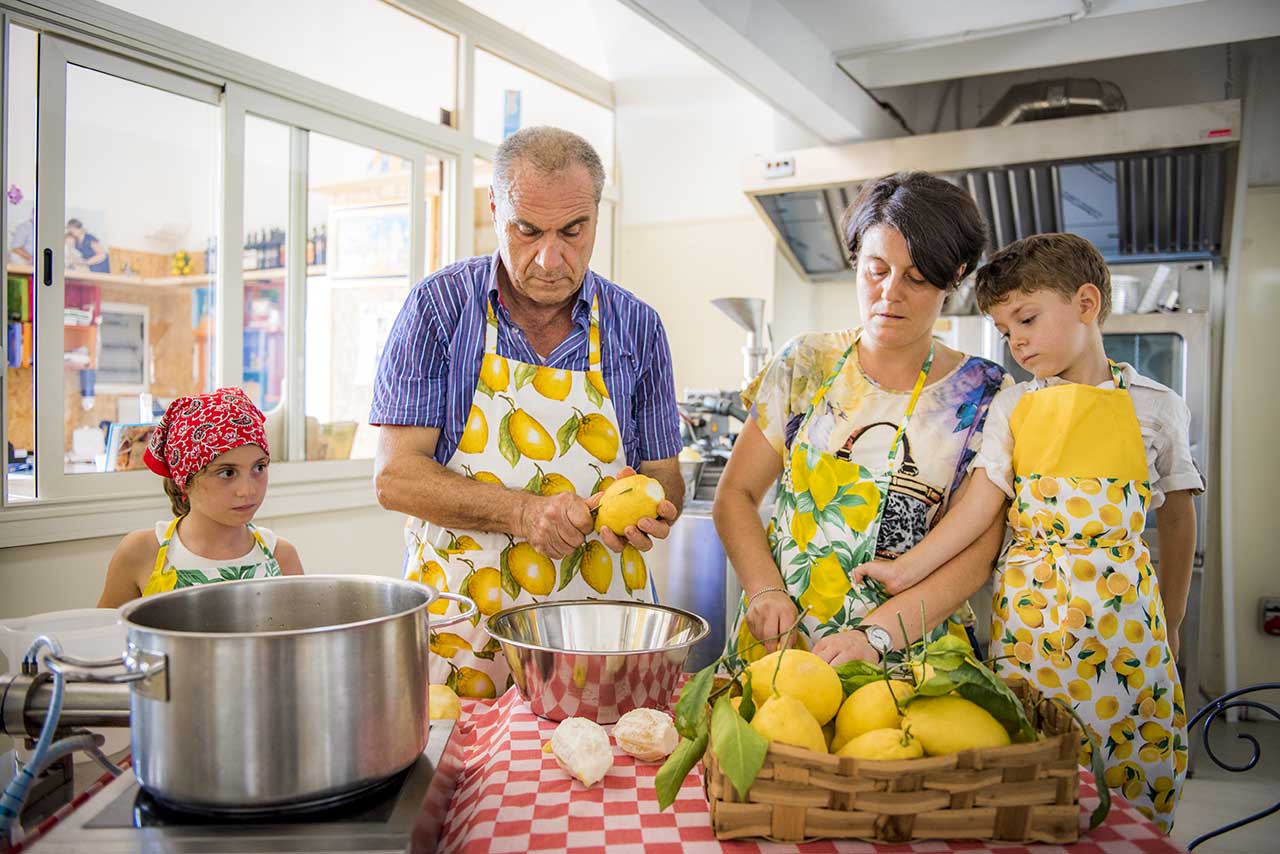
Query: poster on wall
327 204 410 279
105 422 157 471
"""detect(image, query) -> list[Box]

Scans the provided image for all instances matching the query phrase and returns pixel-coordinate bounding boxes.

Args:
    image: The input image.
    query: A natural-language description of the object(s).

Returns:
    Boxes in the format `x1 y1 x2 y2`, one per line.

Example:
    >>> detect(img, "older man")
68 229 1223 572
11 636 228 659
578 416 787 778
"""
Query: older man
371 127 684 698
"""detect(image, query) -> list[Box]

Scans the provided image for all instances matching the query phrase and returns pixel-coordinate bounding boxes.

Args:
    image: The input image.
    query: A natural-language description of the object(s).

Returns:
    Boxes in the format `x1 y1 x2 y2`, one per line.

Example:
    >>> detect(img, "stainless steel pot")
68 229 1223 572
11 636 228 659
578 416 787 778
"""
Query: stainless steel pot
44 575 474 812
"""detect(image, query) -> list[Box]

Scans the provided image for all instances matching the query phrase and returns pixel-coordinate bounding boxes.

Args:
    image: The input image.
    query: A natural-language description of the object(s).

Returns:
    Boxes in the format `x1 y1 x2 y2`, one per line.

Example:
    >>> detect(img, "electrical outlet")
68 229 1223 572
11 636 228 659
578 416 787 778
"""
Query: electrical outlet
1262 597 1280 636
762 157 795 179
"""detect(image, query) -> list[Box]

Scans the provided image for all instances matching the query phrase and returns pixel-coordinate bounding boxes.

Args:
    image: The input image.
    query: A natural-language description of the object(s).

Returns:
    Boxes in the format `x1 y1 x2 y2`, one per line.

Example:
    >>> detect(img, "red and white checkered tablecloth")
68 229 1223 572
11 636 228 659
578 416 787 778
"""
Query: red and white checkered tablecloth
441 688 1187 854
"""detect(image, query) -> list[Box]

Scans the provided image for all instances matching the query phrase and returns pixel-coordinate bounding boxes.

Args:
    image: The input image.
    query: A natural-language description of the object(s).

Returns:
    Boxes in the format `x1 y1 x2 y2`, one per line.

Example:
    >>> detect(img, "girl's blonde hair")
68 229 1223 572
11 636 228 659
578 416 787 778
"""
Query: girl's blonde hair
164 476 192 517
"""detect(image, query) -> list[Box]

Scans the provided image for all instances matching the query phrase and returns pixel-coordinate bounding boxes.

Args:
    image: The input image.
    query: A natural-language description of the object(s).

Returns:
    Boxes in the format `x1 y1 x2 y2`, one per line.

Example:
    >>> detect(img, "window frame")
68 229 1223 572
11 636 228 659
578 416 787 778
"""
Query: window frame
0 0 618 547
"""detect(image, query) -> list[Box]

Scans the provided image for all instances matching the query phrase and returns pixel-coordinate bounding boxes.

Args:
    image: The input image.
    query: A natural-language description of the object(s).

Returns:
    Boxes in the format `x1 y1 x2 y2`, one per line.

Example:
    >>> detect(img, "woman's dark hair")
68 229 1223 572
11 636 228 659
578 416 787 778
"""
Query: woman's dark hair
841 171 988 290
164 476 191 517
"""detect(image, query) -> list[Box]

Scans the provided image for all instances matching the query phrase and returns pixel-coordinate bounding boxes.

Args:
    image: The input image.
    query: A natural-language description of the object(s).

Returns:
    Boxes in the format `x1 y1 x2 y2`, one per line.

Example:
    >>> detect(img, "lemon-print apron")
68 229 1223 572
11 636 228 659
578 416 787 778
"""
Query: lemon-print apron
726 335 969 669
405 295 649 699
990 362 1186 832
141 516 280 596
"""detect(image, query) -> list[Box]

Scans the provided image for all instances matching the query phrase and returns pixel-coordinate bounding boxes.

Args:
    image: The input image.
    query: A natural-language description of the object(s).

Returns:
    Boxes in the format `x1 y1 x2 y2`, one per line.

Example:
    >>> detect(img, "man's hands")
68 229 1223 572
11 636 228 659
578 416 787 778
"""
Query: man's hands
587 466 678 553
516 493 594 560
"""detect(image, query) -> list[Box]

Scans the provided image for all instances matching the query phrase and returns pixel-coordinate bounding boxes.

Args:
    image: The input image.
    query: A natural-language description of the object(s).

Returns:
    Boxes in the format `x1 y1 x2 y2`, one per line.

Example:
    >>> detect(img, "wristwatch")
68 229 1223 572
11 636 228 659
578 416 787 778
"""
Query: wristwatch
858 624 894 661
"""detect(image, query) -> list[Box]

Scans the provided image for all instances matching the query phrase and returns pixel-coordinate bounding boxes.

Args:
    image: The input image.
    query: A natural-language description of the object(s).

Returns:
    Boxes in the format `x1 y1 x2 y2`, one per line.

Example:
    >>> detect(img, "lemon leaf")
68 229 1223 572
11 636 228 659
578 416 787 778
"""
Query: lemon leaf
524 472 543 493
499 550 519 599
710 695 768 801
912 673 960 697
584 381 603 408
834 660 884 696
558 545 583 591
674 663 716 739
655 732 707 812
476 378 495 399
498 412 520 467
513 363 537 390
555 414 579 457
738 670 757 723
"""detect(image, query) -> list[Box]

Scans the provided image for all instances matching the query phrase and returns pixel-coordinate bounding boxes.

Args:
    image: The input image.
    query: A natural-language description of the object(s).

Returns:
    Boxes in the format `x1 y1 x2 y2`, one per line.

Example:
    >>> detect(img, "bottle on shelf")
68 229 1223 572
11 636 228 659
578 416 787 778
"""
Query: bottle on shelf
242 232 256 272
208 236 218 275
277 228 287 269
306 227 316 266
316 224 327 266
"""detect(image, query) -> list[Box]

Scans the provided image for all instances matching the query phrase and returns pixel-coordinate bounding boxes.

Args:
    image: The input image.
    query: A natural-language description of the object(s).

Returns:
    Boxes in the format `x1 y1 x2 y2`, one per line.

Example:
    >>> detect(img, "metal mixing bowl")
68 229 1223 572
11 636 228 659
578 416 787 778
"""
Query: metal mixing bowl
486 599 710 723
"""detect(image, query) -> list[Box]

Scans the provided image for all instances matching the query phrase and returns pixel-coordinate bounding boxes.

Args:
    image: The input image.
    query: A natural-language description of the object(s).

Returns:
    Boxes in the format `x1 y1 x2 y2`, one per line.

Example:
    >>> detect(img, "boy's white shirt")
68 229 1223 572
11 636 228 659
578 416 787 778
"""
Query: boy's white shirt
972 361 1204 509
153 520 279 569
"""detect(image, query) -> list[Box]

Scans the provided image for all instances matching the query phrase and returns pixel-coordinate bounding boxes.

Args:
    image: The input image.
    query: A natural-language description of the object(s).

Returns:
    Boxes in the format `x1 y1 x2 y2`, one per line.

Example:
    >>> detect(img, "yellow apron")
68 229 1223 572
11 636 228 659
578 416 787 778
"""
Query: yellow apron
991 362 1186 832
404 295 644 699
725 334 972 669
142 516 280 596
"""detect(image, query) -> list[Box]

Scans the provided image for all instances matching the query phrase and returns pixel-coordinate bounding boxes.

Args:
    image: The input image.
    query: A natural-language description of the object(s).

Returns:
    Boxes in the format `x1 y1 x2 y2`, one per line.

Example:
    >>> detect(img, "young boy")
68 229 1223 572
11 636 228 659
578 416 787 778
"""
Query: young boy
857 233 1201 831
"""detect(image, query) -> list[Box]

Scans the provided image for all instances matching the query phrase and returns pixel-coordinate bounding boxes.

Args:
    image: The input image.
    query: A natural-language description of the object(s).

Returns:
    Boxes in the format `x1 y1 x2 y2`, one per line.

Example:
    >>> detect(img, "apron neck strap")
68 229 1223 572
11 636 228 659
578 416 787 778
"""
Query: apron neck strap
1109 359 1126 389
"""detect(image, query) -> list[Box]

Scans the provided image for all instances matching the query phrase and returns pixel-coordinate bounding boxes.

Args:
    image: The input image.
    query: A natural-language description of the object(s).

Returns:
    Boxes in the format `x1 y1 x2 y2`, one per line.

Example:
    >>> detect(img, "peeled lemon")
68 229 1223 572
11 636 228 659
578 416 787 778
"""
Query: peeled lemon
901 695 1011 755
612 708 679 761
595 475 665 535
550 717 614 786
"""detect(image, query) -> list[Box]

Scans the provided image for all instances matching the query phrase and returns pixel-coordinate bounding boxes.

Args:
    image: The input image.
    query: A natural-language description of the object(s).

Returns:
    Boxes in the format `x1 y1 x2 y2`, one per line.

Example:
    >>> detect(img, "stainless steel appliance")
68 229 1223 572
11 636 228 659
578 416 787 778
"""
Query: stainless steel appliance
941 260 1220 710
2 721 462 854
485 599 708 723
39 575 474 812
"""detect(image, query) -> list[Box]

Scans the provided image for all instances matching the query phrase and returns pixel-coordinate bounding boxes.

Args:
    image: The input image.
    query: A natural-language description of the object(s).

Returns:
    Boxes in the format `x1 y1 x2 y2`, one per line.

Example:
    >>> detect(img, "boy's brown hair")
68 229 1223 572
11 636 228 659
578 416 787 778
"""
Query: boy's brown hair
975 232 1112 322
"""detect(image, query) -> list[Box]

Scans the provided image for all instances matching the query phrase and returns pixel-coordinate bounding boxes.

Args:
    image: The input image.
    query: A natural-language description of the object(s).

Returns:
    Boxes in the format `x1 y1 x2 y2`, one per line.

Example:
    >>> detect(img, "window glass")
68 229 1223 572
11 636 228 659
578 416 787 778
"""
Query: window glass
4 25 38 501
473 157 497 257
63 64 219 477
100 0 457 125
305 133 432 461
474 49 614 177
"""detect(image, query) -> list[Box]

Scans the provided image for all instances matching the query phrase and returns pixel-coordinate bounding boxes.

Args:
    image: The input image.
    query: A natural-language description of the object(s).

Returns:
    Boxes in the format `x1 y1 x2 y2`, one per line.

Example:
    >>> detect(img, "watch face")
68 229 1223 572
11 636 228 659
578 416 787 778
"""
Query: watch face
865 625 893 653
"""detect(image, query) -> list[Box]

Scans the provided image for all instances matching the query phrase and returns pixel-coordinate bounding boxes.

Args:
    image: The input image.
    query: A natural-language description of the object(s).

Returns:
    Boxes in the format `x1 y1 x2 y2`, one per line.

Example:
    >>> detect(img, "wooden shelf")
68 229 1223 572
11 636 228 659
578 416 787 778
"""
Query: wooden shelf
5 264 327 288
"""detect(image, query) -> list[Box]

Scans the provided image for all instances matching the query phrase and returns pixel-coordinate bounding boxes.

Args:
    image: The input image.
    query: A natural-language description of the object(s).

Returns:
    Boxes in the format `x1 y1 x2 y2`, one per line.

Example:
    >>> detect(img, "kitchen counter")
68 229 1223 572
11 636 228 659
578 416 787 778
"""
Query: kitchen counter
436 689 1188 854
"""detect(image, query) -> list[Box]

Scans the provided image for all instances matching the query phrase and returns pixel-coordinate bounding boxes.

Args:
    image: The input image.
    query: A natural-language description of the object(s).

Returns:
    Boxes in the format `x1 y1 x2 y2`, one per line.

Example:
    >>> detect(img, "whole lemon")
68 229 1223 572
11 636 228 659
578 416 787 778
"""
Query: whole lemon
429 683 463 720
580 540 613 594
459 405 488 454
409 560 449 615
836 727 923 760
509 409 555 461
538 471 576 496
747 649 843 726
507 542 555 596
429 631 469 659
620 544 647 593
479 354 509 392
901 695 1011 755
577 413 619 463
532 367 572 401
595 475 665 535
833 679 914 751
750 695 827 754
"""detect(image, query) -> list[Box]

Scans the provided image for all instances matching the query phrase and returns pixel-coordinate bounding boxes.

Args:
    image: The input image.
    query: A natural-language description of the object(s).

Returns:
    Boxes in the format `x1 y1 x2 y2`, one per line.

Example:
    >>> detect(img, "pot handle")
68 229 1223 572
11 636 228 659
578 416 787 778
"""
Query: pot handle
431 592 478 628
44 644 169 701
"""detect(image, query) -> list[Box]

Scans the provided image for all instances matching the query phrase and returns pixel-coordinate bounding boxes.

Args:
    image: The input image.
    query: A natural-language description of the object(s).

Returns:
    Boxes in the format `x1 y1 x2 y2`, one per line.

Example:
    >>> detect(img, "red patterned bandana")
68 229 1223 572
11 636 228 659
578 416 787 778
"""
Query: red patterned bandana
143 388 269 493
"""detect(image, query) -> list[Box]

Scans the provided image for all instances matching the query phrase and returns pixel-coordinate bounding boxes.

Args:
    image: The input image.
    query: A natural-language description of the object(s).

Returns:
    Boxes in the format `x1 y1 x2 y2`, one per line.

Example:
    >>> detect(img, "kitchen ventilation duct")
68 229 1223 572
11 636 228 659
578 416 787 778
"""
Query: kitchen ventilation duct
743 101 1240 280
978 78 1127 127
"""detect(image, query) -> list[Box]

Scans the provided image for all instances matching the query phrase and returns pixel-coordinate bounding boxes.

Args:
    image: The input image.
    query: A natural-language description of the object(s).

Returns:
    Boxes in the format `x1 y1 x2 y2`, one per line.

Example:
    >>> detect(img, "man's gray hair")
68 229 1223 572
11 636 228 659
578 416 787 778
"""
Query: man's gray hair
492 126 606 205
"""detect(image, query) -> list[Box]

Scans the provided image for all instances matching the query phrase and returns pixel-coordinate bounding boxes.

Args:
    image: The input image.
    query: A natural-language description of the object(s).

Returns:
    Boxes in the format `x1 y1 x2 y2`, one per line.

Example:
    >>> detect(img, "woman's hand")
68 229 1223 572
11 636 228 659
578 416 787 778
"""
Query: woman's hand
852 557 927 596
745 590 799 654
813 630 879 667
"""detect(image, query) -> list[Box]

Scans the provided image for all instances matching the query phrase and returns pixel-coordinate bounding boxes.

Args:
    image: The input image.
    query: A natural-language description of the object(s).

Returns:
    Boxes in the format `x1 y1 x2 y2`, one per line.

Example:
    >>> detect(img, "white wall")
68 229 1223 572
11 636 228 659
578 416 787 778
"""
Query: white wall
0 505 406 619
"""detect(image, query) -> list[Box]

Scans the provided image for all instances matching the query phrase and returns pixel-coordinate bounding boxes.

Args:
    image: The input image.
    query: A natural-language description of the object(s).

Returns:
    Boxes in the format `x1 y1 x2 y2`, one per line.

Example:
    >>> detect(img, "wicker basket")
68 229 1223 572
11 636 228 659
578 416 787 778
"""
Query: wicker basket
704 675 1082 844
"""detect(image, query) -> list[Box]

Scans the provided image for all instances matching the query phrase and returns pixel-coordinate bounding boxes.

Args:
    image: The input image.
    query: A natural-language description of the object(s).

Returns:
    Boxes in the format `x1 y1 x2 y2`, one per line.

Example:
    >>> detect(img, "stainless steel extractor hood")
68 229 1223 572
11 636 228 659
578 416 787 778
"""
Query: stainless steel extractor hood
745 100 1241 281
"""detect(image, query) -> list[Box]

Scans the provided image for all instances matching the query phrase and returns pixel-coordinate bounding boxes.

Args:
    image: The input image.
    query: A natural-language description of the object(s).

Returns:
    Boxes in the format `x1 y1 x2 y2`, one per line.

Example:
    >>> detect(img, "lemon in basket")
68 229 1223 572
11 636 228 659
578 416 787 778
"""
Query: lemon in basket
836 727 923 760
901 695 1010 755
750 695 827 754
833 679 914 751
747 649 842 725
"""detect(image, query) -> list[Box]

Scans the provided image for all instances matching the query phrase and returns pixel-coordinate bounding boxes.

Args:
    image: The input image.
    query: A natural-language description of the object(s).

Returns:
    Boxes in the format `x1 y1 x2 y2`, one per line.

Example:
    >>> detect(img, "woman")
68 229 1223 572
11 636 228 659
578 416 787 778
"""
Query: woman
716 171 1010 668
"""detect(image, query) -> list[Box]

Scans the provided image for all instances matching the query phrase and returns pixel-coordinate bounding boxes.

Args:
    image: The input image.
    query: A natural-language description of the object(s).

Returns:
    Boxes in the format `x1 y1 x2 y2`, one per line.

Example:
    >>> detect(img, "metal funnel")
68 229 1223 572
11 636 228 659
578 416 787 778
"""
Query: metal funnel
712 297 765 337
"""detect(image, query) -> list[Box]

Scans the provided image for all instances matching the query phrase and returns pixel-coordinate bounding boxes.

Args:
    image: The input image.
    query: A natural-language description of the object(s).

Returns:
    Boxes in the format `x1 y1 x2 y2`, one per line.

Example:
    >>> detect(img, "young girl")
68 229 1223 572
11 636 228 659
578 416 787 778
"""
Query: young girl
857 233 1200 832
98 388 302 607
